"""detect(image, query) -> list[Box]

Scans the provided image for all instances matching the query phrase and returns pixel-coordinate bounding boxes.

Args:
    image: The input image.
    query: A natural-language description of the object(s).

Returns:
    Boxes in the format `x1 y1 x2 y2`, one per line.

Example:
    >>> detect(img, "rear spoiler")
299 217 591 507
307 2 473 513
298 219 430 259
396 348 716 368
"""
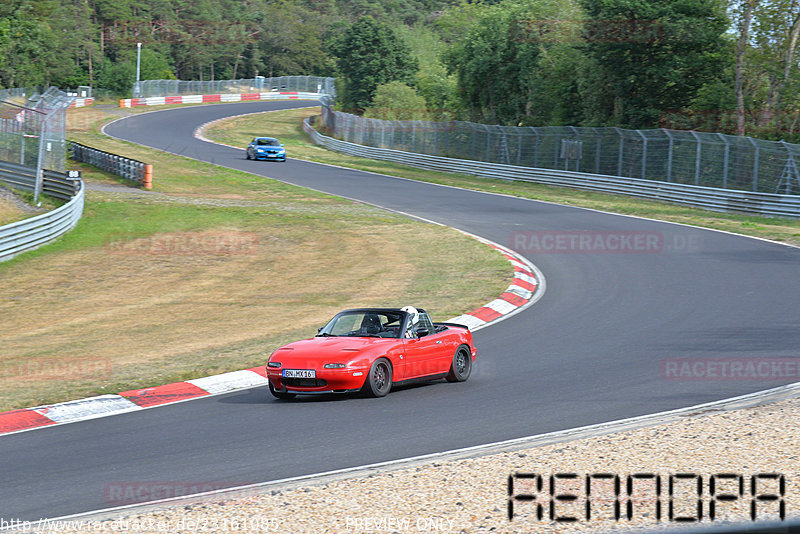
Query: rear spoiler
433 322 470 331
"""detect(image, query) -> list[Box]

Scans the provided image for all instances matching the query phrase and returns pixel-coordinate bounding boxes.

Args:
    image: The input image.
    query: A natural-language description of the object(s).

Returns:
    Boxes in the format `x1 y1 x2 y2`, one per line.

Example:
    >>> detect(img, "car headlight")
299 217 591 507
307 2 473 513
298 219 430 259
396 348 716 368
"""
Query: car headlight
267 361 281 368
324 363 346 369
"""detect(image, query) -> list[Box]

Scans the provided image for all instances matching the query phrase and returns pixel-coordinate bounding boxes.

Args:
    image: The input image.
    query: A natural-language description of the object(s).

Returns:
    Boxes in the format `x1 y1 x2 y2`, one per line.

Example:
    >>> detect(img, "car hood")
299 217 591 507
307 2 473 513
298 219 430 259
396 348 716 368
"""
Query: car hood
271 336 399 364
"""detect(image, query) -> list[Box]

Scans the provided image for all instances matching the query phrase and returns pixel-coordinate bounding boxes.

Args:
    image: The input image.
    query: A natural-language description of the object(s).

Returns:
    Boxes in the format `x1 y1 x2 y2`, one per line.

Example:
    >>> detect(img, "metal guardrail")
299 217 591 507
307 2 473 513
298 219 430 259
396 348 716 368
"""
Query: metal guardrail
320 107 800 197
0 160 80 200
68 141 151 188
0 160 84 262
304 117 800 218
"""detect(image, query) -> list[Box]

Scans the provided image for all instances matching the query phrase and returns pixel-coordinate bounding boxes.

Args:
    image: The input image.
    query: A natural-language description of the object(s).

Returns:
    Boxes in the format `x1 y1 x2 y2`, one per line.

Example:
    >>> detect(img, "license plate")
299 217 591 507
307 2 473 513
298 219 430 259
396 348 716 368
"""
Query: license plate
283 369 315 378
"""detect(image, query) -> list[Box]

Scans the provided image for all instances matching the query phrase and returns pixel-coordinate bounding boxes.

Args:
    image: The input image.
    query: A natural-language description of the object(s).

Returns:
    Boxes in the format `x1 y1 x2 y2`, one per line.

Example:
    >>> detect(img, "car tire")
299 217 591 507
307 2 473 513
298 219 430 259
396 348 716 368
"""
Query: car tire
362 358 392 397
445 345 472 383
269 381 295 400
245 151 252 160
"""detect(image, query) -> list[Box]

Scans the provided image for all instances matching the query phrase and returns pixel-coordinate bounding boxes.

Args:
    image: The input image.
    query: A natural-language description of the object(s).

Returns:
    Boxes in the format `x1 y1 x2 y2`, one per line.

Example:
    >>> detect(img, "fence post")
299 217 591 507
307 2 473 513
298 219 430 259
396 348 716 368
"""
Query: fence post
485 125 492 162
637 130 647 179
592 127 602 174
144 164 153 189
747 137 760 191
690 131 702 186
614 127 624 176
718 133 730 189
531 127 539 167
551 126 559 168
569 126 580 172
662 129 674 182
34 114 47 203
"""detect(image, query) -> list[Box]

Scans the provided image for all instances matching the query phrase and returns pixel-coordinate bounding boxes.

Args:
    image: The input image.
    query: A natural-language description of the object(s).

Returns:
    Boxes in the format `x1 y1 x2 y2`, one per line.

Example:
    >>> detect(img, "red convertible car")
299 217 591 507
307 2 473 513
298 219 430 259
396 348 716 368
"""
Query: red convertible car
266 306 476 399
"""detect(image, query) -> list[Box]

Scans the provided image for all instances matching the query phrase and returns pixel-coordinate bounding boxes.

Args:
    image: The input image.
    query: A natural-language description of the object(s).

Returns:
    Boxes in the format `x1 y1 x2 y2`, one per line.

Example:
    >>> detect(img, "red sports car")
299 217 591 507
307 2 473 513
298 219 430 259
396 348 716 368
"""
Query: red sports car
266 306 476 399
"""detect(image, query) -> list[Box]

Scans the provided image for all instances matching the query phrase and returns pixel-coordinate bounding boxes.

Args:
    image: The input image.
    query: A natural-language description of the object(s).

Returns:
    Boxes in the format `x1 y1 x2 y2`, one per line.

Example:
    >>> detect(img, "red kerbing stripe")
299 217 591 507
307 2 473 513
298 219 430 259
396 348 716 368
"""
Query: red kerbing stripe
120 382 209 408
0 409 55 434
165 96 183 104
470 307 503 322
241 93 260 101
289 96 299 99
247 366 267 378
499 291 529 307
512 278 537 292
514 265 533 275
279 92 298 95
202 94 221 103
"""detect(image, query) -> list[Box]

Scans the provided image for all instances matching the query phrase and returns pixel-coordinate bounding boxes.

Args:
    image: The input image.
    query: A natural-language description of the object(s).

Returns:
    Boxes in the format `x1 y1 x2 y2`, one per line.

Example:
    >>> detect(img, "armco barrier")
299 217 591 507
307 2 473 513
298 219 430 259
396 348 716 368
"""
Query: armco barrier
68 142 152 189
0 160 81 200
303 118 800 218
0 161 84 262
68 98 94 108
120 91 322 108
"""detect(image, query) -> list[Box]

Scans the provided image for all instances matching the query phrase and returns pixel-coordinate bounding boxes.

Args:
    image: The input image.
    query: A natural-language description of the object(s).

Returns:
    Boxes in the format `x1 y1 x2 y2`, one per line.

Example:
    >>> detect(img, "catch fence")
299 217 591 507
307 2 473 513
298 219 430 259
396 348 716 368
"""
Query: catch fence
134 76 335 99
320 107 800 196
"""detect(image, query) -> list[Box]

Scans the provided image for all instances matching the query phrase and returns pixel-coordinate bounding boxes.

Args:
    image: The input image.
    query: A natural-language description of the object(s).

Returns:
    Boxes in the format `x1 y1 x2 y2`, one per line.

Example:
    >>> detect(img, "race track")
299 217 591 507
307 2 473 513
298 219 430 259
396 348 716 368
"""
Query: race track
2 100 799 521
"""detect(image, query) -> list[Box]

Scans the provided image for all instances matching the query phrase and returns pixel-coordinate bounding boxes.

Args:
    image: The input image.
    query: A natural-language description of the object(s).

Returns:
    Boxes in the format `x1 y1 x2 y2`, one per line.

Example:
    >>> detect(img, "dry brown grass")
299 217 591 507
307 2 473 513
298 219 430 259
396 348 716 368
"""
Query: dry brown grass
0 196 26 225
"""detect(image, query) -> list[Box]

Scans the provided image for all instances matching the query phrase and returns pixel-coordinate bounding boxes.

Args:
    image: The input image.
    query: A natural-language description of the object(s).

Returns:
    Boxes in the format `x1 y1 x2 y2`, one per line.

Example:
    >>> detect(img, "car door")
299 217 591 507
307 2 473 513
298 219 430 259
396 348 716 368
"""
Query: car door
402 334 442 379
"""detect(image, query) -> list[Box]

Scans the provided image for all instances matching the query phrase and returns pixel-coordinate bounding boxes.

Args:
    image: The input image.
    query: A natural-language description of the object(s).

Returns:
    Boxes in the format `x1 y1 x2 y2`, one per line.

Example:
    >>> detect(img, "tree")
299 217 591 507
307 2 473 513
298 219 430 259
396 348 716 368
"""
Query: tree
442 2 542 125
331 16 418 111
578 0 730 128
363 81 428 119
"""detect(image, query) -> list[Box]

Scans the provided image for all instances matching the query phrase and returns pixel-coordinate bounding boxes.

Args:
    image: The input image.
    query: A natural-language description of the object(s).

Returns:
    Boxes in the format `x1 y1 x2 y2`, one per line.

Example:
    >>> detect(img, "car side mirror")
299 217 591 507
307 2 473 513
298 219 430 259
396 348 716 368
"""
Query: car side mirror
317 327 323 333
416 328 429 338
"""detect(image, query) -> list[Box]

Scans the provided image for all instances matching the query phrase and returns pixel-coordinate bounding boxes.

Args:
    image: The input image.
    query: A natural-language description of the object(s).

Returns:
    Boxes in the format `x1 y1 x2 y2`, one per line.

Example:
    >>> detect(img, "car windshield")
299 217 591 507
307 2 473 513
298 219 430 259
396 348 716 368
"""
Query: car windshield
255 138 279 146
317 311 404 338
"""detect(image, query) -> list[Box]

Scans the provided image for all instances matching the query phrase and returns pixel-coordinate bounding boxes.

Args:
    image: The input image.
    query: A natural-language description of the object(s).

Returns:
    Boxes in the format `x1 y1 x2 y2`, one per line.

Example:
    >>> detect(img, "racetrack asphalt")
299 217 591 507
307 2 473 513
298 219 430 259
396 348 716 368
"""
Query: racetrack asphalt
2 100 799 521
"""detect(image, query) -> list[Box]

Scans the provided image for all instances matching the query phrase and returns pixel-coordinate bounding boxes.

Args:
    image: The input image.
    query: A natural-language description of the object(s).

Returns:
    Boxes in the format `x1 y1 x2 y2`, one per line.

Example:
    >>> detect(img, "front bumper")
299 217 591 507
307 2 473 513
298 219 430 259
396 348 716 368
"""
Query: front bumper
267 367 368 394
254 151 285 160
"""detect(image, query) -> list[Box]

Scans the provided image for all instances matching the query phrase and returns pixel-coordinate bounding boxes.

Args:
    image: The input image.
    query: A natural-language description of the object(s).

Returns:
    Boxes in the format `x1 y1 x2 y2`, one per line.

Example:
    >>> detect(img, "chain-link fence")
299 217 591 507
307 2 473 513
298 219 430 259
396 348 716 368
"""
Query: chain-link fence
134 76 336 99
320 107 800 195
0 87 75 199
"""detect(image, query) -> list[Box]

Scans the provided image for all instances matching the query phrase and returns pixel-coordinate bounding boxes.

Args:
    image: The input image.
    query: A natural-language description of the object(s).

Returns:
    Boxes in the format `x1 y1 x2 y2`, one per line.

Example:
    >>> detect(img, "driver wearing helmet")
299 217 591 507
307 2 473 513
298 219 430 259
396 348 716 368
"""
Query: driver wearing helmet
401 305 420 338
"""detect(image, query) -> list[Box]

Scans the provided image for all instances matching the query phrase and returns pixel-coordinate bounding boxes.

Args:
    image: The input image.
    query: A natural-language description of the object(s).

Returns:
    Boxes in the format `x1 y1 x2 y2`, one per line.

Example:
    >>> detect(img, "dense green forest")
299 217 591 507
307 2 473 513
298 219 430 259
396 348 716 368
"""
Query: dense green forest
1 0 799 140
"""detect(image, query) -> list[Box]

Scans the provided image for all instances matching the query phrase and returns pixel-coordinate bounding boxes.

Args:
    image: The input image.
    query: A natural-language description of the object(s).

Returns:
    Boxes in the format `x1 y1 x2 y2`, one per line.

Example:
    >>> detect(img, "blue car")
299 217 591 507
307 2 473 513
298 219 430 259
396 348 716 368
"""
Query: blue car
246 137 286 161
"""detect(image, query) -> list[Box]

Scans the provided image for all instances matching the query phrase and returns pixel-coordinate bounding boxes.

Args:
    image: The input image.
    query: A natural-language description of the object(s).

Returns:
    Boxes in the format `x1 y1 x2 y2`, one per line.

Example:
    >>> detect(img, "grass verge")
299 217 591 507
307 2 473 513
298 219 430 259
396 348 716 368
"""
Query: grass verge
0 104 510 411
205 107 800 247
0 196 26 225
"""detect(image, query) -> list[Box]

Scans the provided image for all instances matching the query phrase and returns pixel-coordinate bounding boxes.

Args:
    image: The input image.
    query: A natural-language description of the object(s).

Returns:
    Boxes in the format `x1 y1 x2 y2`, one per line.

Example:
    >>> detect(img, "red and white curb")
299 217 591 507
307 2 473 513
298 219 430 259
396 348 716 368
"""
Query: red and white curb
447 237 542 330
0 367 268 436
119 92 321 108
68 97 94 108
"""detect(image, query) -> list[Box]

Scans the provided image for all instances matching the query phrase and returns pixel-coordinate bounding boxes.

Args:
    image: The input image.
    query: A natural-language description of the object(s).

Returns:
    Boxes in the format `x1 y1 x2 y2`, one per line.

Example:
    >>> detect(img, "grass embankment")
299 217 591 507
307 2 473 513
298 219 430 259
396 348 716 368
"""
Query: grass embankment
206 107 800 247
0 197 26 225
0 104 510 411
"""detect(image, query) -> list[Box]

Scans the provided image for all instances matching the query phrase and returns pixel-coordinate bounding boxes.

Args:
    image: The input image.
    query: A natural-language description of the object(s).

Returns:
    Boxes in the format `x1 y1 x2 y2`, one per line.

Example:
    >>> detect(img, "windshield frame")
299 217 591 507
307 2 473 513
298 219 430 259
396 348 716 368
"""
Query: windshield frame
317 309 408 339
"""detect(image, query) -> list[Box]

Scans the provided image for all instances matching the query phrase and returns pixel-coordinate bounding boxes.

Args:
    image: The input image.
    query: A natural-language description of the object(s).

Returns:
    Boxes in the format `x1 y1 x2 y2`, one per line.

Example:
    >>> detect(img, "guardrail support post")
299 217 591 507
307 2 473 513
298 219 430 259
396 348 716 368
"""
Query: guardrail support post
144 164 153 189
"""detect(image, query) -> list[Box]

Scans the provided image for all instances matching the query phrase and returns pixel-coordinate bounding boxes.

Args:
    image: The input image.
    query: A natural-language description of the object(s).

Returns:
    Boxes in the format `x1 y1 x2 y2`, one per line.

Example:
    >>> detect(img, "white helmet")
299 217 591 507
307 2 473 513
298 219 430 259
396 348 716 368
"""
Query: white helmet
401 305 419 324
